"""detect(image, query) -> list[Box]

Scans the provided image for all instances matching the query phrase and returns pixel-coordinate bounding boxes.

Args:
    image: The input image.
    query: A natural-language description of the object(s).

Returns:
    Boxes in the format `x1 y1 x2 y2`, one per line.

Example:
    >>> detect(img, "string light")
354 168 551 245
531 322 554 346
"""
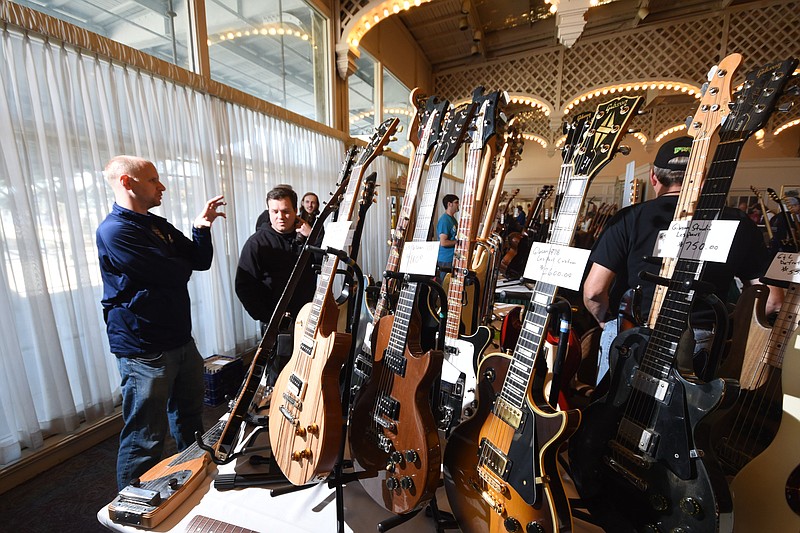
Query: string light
347 0 434 47
775 119 800 136
208 22 310 45
655 124 687 142
563 80 701 114
522 133 548 148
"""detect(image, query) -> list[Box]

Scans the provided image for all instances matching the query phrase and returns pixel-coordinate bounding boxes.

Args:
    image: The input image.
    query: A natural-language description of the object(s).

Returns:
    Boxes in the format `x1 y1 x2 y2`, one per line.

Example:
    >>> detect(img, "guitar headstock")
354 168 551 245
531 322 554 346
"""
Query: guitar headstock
468 87 507 150
359 171 379 212
432 102 476 165
750 185 761 196
723 57 799 140
405 88 427 149
562 111 593 164
540 184 554 200
416 95 450 157
767 187 781 204
687 53 742 140
496 118 524 174
357 117 400 169
573 95 643 177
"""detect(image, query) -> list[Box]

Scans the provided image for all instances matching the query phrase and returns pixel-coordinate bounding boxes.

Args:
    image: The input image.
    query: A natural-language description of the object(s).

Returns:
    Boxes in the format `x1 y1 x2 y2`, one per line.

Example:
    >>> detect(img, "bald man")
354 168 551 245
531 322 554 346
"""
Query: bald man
96 155 225 490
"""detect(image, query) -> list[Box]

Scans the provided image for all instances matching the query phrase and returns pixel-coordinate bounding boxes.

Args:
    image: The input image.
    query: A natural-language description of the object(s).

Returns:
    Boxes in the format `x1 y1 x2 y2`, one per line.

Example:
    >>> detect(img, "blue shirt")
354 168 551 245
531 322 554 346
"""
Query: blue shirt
436 213 458 263
96 203 213 356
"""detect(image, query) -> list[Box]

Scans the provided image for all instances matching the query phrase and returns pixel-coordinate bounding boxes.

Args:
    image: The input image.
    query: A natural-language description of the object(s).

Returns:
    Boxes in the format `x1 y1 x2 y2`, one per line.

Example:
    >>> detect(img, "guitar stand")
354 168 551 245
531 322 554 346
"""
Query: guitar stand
269 246 366 533
545 297 572 408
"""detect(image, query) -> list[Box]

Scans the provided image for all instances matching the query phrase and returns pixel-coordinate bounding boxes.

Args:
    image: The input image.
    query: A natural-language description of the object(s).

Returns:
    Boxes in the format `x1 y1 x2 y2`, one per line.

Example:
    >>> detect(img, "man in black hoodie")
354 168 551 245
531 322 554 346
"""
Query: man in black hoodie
236 187 316 336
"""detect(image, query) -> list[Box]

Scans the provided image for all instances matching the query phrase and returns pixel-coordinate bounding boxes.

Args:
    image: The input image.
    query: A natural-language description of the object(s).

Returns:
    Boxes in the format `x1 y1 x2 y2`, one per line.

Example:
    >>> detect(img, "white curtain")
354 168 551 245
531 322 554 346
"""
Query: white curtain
0 26 388 464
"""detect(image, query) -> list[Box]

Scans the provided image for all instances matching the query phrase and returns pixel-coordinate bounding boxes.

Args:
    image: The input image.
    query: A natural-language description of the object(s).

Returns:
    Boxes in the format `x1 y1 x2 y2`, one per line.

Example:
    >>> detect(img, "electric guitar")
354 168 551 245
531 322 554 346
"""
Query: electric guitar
438 88 506 432
185 515 257 533
768 187 800 252
350 91 450 402
108 422 224 528
750 184 773 240
349 102 476 515
730 324 800 531
500 184 553 279
212 146 358 463
445 95 641 533
711 282 799 475
268 117 398 485
568 57 798 533
648 53 742 327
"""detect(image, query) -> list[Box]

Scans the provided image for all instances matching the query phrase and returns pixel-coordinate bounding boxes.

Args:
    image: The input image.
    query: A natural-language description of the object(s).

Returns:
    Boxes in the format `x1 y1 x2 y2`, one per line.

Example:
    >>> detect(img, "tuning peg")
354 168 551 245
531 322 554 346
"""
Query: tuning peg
636 109 651 116
785 85 800 96
685 116 695 129
778 101 795 113
627 128 641 134
700 81 709 97
617 145 631 156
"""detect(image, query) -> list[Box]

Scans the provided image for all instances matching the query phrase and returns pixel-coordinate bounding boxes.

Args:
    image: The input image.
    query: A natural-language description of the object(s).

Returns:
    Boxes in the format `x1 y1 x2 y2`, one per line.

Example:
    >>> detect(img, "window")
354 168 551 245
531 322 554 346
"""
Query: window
12 0 193 70
382 68 412 156
205 0 330 125
349 51 377 138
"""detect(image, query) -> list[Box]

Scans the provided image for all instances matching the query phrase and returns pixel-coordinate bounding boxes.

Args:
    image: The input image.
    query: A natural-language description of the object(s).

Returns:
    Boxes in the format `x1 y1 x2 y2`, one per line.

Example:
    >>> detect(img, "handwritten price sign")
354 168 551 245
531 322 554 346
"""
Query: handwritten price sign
654 219 738 262
765 252 800 283
522 243 591 291
398 241 439 276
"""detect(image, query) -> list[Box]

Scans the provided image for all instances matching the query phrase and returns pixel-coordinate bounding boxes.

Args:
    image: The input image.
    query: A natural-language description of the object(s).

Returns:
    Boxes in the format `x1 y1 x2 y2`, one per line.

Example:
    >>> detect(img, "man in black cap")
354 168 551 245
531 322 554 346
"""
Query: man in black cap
583 136 782 384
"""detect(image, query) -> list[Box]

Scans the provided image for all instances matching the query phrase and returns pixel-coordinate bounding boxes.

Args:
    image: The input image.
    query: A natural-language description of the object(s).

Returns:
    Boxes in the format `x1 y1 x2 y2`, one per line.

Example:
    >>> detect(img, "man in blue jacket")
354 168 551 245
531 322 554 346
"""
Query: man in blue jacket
96 155 225 490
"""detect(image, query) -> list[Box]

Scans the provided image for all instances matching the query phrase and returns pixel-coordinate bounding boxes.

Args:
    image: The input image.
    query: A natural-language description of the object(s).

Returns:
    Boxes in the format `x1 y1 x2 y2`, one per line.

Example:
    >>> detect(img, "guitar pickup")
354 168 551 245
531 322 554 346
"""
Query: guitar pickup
353 353 372 381
118 486 161 506
631 370 672 403
478 437 510 480
288 373 304 398
384 349 407 377
377 394 400 420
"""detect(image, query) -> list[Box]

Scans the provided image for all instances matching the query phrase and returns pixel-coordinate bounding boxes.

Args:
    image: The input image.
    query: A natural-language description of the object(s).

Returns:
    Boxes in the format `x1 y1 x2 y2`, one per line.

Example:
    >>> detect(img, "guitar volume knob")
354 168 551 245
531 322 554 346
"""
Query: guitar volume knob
404 450 418 463
390 451 404 465
400 476 414 490
385 477 399 490
679 497 701 516
649 493 668 511
503 517 521 532
525 521 545 533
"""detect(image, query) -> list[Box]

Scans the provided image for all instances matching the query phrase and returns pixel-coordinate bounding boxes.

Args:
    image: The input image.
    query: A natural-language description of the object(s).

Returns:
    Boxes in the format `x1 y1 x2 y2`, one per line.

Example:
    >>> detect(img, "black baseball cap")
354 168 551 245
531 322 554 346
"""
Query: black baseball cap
654 136 692 170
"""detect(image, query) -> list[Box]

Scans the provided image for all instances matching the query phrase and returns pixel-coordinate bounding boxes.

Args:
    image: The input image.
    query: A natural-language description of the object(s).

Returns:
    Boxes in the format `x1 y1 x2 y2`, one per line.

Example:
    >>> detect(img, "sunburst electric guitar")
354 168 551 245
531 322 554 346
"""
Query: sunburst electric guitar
349 102 476 515
268 117 398 485
568 57 797 533
445 95 642 533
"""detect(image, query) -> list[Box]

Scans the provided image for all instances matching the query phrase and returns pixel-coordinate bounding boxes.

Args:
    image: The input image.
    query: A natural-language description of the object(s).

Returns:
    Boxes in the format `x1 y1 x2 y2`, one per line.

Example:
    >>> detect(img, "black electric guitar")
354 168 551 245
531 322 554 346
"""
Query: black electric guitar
568 57 798 533
768 187 800 252
269 117 398 486
445 96 641 533
349 102 476 515
350 91 450 402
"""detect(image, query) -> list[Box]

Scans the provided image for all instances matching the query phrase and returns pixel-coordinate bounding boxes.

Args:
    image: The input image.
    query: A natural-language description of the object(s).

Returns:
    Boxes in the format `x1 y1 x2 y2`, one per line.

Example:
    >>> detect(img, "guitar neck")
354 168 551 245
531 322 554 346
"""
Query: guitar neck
185 515 258 533
445 146 485 339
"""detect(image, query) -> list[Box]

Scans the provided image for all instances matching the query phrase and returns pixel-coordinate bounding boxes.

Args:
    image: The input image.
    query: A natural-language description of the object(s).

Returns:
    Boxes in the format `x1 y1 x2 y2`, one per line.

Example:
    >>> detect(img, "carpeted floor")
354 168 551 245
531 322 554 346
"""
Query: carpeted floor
0 403 228 533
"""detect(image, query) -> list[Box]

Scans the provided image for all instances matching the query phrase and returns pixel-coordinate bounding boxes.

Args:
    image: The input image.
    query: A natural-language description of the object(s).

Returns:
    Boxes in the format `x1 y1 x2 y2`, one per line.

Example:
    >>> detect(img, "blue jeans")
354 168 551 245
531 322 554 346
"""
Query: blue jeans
115 339 205 490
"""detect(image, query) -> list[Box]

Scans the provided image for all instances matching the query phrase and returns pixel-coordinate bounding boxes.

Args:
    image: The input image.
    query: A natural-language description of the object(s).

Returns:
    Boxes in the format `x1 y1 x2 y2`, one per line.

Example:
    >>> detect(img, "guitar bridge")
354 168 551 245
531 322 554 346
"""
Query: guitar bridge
279 405 299 426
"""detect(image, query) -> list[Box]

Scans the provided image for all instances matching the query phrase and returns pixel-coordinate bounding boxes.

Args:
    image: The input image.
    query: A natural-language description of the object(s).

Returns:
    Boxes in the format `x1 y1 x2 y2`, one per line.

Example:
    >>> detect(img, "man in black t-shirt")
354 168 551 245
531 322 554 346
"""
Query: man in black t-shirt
583 136 783 384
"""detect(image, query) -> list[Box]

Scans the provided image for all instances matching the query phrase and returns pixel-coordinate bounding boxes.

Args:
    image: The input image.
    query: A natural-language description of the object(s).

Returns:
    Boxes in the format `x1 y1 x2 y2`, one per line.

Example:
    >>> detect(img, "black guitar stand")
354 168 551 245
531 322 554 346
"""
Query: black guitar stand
372 271 459 533
545 297 573 408
268 246 367 533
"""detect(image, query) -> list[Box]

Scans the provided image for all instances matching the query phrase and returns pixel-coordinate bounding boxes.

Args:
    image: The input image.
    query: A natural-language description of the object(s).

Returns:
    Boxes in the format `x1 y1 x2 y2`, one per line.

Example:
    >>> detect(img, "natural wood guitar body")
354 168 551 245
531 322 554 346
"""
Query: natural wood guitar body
268 300 351 485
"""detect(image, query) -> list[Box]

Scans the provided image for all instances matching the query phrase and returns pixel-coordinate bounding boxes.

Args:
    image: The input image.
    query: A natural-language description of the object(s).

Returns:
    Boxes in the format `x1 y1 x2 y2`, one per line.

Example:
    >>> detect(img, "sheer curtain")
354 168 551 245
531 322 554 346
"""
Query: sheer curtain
0 26 379 464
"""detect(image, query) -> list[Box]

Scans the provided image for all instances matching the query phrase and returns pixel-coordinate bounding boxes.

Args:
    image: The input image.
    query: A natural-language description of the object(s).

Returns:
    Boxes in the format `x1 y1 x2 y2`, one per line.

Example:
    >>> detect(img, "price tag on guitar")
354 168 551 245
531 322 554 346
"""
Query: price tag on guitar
765 251 800 283
653 219 738 262
398 241 439 276
522 242 590 291
321 220 355 251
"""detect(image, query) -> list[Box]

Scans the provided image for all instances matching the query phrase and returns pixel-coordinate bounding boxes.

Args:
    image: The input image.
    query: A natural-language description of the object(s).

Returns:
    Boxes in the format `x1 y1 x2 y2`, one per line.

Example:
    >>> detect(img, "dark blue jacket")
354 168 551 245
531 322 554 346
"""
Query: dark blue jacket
97 203 213 356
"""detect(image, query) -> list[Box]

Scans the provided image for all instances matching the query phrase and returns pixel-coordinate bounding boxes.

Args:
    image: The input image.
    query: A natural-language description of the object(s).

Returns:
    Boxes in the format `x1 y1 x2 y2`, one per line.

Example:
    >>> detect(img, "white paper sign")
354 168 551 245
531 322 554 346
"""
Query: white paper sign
398 241 440 276
653 219 738 263
765 252 800 283
522 243 591 291
321 220 354 251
